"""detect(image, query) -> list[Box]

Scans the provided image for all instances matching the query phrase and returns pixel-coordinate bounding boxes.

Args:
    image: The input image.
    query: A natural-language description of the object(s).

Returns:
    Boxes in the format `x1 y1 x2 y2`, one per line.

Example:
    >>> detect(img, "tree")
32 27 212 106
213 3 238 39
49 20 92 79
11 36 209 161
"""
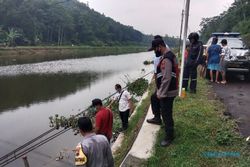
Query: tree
6 28 22 47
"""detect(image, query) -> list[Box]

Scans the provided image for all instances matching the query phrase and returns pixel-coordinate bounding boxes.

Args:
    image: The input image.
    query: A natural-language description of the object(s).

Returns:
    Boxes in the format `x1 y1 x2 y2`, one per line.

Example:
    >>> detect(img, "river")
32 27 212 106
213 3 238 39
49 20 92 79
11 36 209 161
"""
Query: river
0 52 153 167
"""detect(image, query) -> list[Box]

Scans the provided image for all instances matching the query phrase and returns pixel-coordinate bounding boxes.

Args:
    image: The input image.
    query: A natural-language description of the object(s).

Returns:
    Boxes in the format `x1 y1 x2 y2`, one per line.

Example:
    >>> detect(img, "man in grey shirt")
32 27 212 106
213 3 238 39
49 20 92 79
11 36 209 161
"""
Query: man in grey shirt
76 117 114 167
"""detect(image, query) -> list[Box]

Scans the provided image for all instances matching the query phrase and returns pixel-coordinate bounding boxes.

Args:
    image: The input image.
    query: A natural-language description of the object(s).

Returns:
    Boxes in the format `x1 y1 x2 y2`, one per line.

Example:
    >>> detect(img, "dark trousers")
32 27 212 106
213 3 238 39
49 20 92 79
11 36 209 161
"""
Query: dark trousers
119 109 130 129
151 91 161 119
160 97 175 139
182 65 197 91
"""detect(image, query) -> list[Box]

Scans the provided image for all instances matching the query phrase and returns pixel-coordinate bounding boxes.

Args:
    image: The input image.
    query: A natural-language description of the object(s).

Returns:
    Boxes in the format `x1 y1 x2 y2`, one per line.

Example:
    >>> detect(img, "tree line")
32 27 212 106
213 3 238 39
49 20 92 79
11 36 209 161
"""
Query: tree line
0 0 179 47
199 0 250 46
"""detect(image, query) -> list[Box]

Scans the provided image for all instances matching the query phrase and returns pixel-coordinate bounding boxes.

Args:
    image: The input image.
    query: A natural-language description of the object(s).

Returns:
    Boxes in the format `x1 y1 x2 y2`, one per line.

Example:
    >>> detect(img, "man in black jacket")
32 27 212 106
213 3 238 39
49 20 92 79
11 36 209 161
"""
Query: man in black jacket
182 32 203 93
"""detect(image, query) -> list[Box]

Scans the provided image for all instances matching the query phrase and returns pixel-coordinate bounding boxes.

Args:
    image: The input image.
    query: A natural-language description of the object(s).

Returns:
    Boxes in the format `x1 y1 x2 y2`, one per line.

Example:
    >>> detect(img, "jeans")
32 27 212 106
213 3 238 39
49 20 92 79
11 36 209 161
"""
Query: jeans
119 109 130 129
160 97 175 139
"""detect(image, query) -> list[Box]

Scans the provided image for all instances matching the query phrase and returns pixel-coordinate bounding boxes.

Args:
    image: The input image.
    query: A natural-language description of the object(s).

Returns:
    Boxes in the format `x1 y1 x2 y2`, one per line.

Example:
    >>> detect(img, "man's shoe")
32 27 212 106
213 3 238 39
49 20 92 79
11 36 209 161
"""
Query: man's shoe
146 118 162 125
160 139 173 147
190 89 196 94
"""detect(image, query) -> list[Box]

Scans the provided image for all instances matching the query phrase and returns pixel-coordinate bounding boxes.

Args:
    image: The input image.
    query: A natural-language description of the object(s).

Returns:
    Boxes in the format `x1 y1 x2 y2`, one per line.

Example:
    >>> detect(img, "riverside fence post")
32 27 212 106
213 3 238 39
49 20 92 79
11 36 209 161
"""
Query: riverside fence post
22 156 30 167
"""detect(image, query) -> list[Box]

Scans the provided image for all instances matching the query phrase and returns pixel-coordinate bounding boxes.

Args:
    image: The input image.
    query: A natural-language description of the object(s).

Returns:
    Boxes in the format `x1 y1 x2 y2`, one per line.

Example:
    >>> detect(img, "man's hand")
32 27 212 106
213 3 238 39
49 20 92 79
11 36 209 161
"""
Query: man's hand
157 94 161 99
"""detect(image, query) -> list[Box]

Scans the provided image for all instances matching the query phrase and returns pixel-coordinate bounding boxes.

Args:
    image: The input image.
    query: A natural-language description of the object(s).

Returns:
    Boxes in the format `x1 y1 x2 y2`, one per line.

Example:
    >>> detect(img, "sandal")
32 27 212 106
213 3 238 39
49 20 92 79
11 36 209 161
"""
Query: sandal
215 81 220 84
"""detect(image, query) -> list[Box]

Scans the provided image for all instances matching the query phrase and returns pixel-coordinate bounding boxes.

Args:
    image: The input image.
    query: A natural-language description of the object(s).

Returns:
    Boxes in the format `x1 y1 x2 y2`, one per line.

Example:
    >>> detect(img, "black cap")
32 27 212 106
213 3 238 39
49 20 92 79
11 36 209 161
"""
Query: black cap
154 35 162 39
91 98 102 107
148 38 166 51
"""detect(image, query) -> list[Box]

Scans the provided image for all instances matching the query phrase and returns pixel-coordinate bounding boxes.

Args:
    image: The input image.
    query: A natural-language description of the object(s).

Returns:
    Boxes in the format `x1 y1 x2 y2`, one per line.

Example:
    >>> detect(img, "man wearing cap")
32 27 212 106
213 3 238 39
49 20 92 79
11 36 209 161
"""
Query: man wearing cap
147 35 171 125
147 38 178 147
92 98 113 142
147 35 163 125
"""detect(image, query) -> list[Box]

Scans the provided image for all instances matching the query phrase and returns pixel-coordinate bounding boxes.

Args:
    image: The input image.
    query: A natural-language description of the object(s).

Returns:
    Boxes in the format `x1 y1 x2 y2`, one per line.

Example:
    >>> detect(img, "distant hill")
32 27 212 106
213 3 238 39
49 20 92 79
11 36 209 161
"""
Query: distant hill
0 0 179 47
199 0 250 46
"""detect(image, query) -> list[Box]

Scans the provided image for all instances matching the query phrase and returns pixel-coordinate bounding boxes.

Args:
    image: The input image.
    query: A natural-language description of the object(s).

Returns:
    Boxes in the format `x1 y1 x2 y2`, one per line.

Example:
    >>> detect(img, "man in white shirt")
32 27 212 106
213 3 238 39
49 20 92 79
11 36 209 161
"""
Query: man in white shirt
220 39 232 84
109 84 133 131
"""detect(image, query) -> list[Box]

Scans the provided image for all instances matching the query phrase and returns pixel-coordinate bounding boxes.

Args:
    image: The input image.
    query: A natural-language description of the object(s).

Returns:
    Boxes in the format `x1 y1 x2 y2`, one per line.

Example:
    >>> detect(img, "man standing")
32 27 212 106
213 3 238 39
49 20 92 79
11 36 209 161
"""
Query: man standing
147 38 178 147
92 98 113 142
76 117 114 167
182 32 203 93
109 84 133 131
220 39 231 84
147 35 168 125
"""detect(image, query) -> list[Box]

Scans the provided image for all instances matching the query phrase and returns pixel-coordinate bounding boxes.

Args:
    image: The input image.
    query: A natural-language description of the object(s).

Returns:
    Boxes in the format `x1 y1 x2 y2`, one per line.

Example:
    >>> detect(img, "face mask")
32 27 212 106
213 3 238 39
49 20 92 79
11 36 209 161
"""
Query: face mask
155 51 161 57
155 49 162 57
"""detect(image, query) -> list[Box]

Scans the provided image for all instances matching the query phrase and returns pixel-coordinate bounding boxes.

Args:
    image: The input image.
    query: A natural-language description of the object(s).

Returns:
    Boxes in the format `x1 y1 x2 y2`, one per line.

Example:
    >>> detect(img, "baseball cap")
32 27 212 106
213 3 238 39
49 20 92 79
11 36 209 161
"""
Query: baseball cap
148 38 166 51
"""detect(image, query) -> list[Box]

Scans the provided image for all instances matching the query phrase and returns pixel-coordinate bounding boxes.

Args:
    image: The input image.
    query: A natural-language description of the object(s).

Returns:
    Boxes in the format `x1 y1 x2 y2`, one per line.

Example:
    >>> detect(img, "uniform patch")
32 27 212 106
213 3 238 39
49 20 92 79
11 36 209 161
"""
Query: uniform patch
75 143 87 166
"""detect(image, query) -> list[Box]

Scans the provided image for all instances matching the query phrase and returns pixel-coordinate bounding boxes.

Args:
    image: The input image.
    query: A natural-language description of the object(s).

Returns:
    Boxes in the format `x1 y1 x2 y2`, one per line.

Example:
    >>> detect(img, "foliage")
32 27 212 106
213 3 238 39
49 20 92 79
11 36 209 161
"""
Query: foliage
143 60 153 65
127 78 149 97
0 0 179 47
242 33 250 48
215 128 236 146
199 0 250 42
48 76 148 137
5 28 22 46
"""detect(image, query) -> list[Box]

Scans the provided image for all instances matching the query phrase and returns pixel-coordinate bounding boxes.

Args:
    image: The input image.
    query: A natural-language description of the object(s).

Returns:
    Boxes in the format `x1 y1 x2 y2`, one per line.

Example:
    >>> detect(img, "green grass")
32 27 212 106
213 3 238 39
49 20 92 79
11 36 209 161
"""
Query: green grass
114 83 155 166
146 79 250 167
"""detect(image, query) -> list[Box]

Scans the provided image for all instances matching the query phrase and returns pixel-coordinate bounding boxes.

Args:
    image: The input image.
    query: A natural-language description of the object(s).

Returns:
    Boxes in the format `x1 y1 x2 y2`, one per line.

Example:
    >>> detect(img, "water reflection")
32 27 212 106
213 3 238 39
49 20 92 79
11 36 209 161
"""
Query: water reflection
0 72 112 113
0 52 152 166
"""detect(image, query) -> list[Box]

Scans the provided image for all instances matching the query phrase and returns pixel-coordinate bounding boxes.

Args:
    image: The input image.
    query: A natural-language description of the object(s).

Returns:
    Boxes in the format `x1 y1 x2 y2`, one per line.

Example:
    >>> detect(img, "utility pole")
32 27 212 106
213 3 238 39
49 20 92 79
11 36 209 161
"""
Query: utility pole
179 0 191 96
178 10 184 56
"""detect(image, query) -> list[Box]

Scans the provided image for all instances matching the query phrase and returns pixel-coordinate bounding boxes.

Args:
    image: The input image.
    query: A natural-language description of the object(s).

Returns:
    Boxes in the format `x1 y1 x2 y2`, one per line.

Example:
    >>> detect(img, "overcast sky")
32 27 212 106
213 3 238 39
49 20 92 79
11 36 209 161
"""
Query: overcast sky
79 0 234 36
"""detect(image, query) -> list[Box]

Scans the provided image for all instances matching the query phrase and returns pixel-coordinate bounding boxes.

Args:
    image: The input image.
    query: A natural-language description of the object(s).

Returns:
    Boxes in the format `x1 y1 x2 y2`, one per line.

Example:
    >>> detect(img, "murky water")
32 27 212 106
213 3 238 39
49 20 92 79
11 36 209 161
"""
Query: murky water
0 52 153 166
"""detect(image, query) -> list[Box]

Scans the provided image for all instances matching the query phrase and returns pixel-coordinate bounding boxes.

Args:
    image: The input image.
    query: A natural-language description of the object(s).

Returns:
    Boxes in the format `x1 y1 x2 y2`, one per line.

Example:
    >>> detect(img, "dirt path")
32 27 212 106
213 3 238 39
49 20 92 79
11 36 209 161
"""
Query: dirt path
212 74 250 137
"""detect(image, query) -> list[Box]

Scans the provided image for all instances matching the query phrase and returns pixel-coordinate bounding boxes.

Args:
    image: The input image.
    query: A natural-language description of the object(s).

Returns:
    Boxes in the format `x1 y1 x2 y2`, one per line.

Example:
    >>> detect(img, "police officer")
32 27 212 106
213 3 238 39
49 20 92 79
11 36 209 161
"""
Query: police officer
182 32 203 93
147 38 178 147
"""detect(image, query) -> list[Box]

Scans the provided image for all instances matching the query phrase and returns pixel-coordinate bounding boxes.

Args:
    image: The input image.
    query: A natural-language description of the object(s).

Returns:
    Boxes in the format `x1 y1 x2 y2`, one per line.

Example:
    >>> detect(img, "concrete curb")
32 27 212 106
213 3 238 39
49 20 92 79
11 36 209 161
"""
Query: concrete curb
119 106 160 167
111 90 149 154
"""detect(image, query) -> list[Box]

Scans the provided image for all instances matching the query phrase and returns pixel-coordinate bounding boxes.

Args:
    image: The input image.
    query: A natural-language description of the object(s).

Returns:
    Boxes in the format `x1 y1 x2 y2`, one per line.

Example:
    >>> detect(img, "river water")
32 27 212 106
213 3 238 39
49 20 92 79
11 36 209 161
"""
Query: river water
0 52 153 167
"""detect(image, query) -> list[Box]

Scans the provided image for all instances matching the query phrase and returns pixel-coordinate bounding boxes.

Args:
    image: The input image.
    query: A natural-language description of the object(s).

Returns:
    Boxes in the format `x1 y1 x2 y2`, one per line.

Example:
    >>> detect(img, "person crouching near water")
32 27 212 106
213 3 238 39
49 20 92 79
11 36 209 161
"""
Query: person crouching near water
92 98 113 143
108 84 133 131
75 116 114 167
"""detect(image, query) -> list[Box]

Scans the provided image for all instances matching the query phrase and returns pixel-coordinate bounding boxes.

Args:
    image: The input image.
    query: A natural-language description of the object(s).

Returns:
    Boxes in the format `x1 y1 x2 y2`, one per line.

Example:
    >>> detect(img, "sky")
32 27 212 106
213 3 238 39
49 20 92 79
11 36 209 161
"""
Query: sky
79 0 235 37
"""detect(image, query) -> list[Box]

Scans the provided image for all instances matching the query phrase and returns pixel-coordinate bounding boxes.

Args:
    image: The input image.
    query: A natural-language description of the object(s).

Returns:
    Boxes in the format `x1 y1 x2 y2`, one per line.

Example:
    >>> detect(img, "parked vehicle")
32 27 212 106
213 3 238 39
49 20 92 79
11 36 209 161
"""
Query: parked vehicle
204 32 250 79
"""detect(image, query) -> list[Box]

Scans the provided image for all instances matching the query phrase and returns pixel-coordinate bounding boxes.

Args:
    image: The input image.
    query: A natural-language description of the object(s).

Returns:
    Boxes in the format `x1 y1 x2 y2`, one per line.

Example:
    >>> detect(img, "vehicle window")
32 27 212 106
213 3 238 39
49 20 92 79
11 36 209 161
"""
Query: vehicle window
218 37 245 49
206 38 212 46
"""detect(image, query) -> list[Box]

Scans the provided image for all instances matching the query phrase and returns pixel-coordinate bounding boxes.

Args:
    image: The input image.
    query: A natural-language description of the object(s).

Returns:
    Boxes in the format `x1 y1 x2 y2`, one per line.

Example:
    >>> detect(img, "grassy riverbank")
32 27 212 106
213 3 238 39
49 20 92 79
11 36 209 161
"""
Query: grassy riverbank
146 79 250 167
0 45 146 55
0 46 147 66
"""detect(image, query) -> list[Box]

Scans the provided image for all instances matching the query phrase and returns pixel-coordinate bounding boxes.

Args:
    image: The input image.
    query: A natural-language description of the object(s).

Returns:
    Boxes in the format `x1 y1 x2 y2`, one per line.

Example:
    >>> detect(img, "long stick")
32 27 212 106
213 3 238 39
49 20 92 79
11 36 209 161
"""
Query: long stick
179 0 191 96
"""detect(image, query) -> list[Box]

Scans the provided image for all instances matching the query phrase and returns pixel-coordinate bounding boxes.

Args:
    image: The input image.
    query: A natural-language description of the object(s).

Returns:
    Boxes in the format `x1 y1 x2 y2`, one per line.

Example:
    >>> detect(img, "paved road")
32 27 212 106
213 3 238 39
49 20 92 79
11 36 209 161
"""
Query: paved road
212 74 250 137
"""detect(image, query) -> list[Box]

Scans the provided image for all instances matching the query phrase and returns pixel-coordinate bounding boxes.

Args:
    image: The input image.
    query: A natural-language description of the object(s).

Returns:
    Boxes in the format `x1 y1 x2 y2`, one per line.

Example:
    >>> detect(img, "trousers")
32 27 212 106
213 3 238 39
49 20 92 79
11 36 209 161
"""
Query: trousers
182 65 197 91
160 96 175 139
119 109 130 129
